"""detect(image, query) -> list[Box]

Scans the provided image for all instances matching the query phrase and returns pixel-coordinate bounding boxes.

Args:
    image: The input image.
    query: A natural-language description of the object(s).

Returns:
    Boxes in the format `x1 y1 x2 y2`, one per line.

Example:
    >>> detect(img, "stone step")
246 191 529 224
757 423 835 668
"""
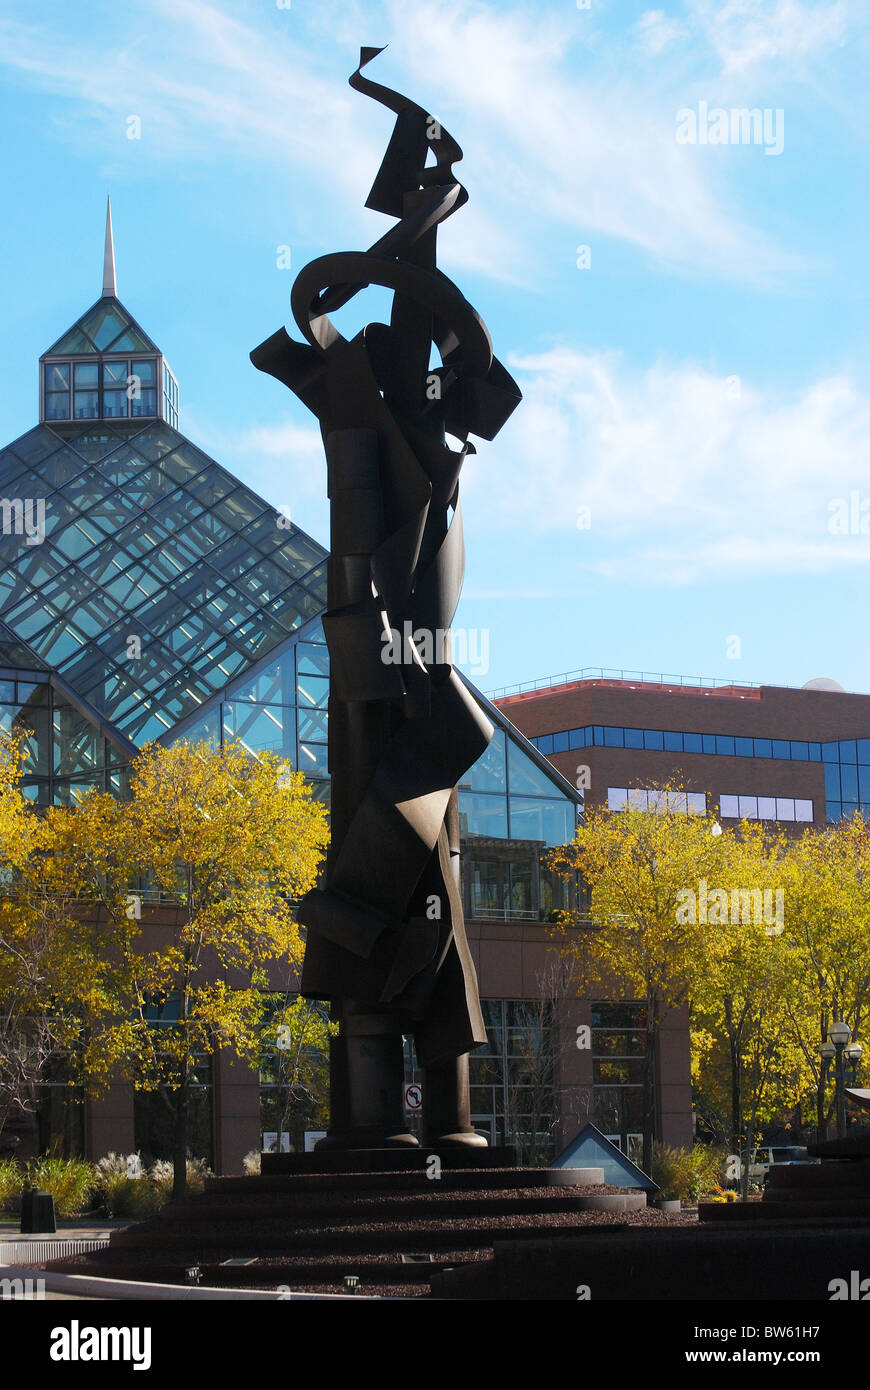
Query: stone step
108 1205 644 1254
204 1167 549 1196
52 1245 477 1291
700 1198 870 1221
157 1188 611 1225
765 1161 870 1188
260 1146 516 1176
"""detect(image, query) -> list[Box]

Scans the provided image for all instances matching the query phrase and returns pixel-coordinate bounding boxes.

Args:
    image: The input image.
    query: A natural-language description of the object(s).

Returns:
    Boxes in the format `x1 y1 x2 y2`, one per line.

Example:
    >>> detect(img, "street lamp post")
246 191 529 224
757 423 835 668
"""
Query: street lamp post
829 1020 852 1140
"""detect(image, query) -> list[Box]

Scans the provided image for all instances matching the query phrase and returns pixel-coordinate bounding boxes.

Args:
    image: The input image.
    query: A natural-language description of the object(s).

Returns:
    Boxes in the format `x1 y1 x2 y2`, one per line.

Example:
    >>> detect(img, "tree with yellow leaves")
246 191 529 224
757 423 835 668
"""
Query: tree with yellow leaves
690 820 814 1187
779 814 870 1138
549 785 725 1174
55 740 328 1198
0 729 106 1147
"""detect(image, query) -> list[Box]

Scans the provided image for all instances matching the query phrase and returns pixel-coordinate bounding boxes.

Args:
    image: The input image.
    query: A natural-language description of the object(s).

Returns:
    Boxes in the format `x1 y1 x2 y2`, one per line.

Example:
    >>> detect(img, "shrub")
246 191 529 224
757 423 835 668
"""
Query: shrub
96 1152 143 1180
0 1158 22 1212
148 1156 212 1195
100 1175 163 1218
94 1153 163 1218
651 1143 726 1203
30 1156 95 1216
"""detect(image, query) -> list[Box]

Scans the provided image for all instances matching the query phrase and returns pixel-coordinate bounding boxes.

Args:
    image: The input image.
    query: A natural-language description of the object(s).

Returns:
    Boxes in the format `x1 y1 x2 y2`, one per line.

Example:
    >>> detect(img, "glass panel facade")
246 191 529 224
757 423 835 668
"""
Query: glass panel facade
609 787 707 816
718 793 814 823
2 401 579 930
407 1000 556 1162
0 422 329 740
533 720 870 826
532 723 825 764
592 1001 647 1153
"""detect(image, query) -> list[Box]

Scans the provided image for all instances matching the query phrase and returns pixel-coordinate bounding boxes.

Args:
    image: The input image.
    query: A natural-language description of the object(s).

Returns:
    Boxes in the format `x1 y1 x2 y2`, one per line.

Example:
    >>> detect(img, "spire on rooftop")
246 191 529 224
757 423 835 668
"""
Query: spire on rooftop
102 196 116 297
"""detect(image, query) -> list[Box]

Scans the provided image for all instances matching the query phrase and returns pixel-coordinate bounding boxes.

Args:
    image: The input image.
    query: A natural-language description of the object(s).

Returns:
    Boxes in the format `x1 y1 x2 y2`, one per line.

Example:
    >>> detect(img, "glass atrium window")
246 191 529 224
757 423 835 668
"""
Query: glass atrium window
130 359 157 418
43 356 160 425
43 363 70 420
102 361 129 419
73 362 100 419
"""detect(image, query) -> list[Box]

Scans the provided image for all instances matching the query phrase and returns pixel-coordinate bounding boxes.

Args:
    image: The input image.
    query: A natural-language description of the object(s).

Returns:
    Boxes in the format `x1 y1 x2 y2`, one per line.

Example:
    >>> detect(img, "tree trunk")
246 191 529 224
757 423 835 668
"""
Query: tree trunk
729 1036 742 1154
642 1017 658 1177
172 1075 190 1202
741 1115 754 1202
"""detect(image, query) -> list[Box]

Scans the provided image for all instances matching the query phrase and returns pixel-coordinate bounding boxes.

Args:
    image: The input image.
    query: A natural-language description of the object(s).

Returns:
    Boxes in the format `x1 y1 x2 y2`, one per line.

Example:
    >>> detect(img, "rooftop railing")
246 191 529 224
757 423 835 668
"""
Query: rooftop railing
488 666 766 701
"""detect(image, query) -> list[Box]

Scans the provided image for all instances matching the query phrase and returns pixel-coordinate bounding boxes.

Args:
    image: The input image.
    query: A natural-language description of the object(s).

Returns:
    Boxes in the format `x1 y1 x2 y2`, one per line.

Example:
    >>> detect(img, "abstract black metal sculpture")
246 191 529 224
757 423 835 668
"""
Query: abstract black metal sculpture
252 48 521 1150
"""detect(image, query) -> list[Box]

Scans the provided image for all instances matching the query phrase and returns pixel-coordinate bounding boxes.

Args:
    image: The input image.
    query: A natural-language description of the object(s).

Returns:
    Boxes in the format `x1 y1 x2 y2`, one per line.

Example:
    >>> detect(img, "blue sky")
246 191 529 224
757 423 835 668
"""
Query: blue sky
1 0 868 696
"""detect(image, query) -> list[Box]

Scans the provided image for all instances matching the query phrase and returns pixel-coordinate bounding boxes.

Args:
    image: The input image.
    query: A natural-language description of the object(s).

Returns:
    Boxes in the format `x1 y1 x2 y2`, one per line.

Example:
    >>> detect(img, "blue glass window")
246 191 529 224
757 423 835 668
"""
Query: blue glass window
103 390 128 419
509 741 562 798
683 732 702 754
624 728 644 749
859 767 870 802
43 363 70 420
296 643 329 678
509 796 574 847
858 739 870 763
663 731 682 752
537 734 554 755
568 727 586 750
827 801 842 822
297 707 328 743
298 742 328 777
592 726 604 746
296 674 328 709
840 764 858 802
754 739 772 758
73 390 99 420
131 389 157 418
840 740 858 763
715 735 735 756
824 764 841 800
74 363 99 388
734 737 753 757
772 740 790 759
821 742 839 763
131 359 157 387
702 734 716 754
553 731 570 753
808 743 821 761
458 791 508 840
603 727 624 748
643 730 663 750
790 741 809 761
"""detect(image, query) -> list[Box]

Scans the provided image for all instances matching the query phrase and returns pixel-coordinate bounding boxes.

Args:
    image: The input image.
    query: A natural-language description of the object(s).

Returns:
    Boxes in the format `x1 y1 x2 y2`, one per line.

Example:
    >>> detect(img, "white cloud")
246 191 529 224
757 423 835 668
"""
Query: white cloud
460 345 870 583
0 0 812 285
0 1 383 219
634 10 689 55
688 0 848 76
382 0 796 283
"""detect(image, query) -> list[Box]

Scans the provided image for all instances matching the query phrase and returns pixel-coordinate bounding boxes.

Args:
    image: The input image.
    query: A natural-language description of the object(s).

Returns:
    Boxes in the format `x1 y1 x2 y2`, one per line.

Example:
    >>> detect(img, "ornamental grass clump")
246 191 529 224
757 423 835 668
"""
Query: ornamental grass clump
29 1155 95 1216
651 1143 726 1203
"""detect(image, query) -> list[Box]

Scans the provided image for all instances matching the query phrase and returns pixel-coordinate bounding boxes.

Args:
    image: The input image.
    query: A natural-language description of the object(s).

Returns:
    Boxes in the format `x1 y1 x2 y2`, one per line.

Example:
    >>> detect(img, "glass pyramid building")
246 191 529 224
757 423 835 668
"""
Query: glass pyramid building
0 203 579 876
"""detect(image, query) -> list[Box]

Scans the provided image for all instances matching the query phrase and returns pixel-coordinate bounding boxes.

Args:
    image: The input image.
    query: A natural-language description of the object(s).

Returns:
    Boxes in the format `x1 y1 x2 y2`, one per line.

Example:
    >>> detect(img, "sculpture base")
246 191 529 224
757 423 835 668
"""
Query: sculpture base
261 1146 516 1175
314 1129 420 1152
